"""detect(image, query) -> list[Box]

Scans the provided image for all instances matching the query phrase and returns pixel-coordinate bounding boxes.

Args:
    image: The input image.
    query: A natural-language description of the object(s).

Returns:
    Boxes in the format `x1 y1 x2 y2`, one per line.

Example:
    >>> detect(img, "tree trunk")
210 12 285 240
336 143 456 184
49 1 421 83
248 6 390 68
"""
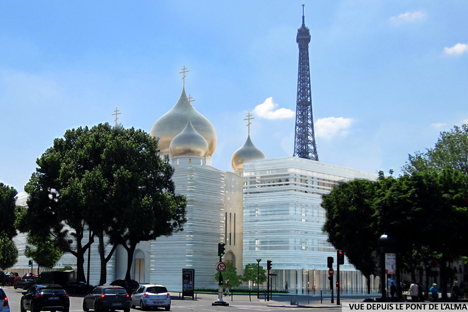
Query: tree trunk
97 232 118 285
440 261 448 300
125 243 137 280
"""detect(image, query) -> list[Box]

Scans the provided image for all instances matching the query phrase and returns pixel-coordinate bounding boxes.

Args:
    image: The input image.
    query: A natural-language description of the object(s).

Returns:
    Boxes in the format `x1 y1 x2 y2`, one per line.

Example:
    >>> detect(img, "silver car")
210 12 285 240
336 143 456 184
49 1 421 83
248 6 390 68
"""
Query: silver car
130 285 170 311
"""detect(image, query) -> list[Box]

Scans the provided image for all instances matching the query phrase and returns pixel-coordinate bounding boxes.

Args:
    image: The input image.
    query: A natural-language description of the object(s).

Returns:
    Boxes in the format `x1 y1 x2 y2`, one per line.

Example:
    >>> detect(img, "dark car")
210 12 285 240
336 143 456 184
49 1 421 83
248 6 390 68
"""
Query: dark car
83 286 131 312
20 284 70 312
14 278 36 290
109 280 139 295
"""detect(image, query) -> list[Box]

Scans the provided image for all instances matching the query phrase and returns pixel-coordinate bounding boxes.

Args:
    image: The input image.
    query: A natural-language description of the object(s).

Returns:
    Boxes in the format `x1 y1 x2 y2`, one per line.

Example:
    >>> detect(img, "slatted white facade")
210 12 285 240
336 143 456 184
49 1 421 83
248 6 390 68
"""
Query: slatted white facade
148 164 226 290
242 157 377 293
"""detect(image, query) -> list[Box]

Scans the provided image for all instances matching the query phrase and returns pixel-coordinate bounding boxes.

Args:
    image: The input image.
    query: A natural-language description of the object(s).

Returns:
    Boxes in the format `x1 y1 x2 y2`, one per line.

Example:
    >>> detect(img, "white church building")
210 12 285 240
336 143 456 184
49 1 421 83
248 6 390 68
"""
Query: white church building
13 75 378 294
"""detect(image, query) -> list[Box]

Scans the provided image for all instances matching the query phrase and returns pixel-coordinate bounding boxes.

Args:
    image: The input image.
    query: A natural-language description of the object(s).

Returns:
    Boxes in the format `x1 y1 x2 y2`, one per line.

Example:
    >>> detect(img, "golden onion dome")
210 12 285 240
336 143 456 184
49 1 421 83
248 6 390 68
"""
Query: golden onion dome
169 119 209 158
231 135 266 172
150 88 217 156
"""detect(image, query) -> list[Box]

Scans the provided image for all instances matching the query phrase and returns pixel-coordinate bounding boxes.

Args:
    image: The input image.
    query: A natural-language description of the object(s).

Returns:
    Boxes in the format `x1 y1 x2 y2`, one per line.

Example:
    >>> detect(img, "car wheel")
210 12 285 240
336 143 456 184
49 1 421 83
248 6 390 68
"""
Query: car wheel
140 300 145 310
124 309 130 312
14 284 18 289
83 301 89 312
20 299 26 312
165 305 170 311
94 302 100 312
30 304 36 312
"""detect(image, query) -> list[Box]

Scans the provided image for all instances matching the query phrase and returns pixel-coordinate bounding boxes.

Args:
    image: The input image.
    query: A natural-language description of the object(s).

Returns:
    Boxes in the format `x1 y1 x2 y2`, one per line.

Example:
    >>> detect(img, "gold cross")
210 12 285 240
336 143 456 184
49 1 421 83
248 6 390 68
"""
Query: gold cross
244 112 254 135
187 94 195 119
179 66 189 88
112 107 121 126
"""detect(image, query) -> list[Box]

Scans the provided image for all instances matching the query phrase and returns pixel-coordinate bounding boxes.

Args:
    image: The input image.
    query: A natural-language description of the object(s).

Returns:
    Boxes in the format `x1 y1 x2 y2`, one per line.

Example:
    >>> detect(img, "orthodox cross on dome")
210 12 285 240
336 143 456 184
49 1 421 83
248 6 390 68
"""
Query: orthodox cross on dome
112 107 121 126
179 66 189 88
244 112 254 135
187 94 195 119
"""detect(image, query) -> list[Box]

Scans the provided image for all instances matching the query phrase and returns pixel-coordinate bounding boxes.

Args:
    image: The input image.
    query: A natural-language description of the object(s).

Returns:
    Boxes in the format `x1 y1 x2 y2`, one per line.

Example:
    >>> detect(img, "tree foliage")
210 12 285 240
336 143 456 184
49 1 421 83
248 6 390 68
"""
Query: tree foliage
214 262 243 289
242 263 267 289
0 233 18 270
25 234 63 269
0 182 18 239
322 169 468 297
23 123 186 283
404 124 468 175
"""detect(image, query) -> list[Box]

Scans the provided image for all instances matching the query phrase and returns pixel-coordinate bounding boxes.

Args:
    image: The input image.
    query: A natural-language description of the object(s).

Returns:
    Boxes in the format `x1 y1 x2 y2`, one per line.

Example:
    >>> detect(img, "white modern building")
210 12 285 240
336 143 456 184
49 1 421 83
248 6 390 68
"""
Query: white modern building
242 157 377 294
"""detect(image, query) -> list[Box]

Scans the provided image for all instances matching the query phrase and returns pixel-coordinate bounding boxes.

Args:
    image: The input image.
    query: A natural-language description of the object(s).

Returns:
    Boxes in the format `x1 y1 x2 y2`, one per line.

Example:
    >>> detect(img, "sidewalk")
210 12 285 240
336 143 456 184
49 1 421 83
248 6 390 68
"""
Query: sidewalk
185 292 380 309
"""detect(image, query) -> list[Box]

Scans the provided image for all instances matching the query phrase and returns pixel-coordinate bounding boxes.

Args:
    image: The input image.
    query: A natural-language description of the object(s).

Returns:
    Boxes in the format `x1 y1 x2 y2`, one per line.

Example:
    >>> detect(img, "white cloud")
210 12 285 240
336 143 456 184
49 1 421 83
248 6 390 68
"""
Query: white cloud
316 117 354 140
253 97 295 119
444 43 468 56
390 11 426 24
431 123 446 128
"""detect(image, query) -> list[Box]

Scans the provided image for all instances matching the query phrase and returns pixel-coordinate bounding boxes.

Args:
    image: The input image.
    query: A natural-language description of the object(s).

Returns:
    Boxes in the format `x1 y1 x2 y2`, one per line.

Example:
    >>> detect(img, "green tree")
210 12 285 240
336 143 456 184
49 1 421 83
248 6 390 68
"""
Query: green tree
322 178 379 293
0 183 18 239
214 262 243 289
25 234 63 269
242 263 267 290
0 233 18 270
23 123 186 284
404 124 468 175
322 169 468 298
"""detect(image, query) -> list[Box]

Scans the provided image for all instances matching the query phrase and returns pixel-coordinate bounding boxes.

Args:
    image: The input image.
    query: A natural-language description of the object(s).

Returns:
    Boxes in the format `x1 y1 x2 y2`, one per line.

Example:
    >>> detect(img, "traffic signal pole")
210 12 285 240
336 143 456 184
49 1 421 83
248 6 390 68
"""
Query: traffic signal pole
212 243 229 306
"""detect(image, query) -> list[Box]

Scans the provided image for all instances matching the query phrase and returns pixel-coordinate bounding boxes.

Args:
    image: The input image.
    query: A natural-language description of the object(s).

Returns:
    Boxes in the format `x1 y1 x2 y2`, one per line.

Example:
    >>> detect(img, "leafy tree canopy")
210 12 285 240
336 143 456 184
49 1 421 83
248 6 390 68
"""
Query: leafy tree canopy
242 263 267 287
215 262 243 289
0 233 18 270
23 123 186 282
25 234 63 269
404 124 468 175
0 182 18 239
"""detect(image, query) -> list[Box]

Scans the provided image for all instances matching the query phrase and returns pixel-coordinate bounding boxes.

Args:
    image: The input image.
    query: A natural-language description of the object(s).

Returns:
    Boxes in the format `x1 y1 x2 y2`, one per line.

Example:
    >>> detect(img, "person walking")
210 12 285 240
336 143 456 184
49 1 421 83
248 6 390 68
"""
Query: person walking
451 281 460 301
409 282 419 302
225 279 230 296
390 282 396 301
430 283 439 302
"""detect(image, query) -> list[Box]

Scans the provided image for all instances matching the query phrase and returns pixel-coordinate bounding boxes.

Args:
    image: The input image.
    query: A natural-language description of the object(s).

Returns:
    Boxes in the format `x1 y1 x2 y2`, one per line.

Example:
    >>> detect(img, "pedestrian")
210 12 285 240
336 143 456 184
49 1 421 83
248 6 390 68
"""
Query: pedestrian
417 283 424 301
225 279 230 296
429 283 439 302
451 281 460 301
409 281 419 302
390 282 396 301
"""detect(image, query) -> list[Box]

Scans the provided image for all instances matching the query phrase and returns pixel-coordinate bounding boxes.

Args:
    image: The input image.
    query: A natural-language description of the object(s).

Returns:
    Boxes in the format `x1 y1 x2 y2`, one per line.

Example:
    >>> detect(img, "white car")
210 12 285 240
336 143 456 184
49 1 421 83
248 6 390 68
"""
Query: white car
0 287 10 312
130 285 170 311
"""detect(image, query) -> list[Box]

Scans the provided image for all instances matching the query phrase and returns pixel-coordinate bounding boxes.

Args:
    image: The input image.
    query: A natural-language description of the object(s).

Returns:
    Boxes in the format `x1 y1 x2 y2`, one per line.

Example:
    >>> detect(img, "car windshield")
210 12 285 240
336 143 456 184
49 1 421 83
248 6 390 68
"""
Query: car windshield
146 287 167 294
104 288 127 295
42 289 66 294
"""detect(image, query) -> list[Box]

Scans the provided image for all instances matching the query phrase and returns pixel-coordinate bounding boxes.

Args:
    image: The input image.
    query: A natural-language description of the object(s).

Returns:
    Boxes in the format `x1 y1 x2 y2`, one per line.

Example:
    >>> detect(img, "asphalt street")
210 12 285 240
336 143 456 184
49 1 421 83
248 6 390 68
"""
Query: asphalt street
3 286 352 312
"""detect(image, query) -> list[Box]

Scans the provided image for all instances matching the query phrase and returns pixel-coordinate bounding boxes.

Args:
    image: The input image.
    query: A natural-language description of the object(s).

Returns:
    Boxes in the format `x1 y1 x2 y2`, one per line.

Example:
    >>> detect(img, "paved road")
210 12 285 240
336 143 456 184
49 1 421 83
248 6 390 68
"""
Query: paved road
3 286 352 312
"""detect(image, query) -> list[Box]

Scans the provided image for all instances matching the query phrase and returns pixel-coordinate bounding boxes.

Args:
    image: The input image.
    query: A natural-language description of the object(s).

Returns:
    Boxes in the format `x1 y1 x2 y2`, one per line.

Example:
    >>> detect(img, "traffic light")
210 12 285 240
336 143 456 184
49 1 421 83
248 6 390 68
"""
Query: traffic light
337 250 344 265
267 260 272 270
328 276 333 281
336 281 339 287
218 243 225 257
327 256 333 268
28 260 32 267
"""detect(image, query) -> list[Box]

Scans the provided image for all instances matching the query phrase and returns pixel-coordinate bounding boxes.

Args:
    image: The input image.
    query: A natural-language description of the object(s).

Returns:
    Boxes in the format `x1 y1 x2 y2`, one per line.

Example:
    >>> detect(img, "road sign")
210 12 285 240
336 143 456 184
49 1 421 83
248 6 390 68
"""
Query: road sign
217 262 226 272
329 268 334 276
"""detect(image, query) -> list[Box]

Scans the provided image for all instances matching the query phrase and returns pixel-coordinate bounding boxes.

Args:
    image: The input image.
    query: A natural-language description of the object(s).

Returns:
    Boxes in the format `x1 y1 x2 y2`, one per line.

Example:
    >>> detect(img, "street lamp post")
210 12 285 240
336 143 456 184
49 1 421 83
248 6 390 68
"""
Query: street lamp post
256 259 261 299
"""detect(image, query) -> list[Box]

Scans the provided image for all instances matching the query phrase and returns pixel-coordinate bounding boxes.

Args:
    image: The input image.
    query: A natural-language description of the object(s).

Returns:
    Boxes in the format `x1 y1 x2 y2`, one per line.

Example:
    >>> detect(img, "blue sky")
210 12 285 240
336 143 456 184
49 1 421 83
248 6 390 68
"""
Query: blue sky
1 1 467 194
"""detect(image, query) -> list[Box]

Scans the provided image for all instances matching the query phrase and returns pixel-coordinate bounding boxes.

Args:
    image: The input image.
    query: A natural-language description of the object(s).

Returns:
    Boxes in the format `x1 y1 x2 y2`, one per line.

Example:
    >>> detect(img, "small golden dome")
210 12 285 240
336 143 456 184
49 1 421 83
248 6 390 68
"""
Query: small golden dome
231 135 266 171
169 119 209 158
150 88 217 156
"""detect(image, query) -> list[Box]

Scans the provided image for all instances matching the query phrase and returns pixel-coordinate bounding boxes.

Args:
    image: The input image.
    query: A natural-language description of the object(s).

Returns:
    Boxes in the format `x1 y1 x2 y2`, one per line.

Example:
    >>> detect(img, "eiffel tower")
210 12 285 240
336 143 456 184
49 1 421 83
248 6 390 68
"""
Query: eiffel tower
293 5 319 161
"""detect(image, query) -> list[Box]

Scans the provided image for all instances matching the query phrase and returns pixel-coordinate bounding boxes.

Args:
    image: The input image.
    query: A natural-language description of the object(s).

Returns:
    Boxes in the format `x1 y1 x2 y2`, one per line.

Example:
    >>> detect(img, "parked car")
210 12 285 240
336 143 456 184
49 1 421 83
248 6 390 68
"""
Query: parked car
0 287 10 312
83 286 131 312
20 284 70 312
131 284 171 311
109 280 139 295
14 278 36 290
